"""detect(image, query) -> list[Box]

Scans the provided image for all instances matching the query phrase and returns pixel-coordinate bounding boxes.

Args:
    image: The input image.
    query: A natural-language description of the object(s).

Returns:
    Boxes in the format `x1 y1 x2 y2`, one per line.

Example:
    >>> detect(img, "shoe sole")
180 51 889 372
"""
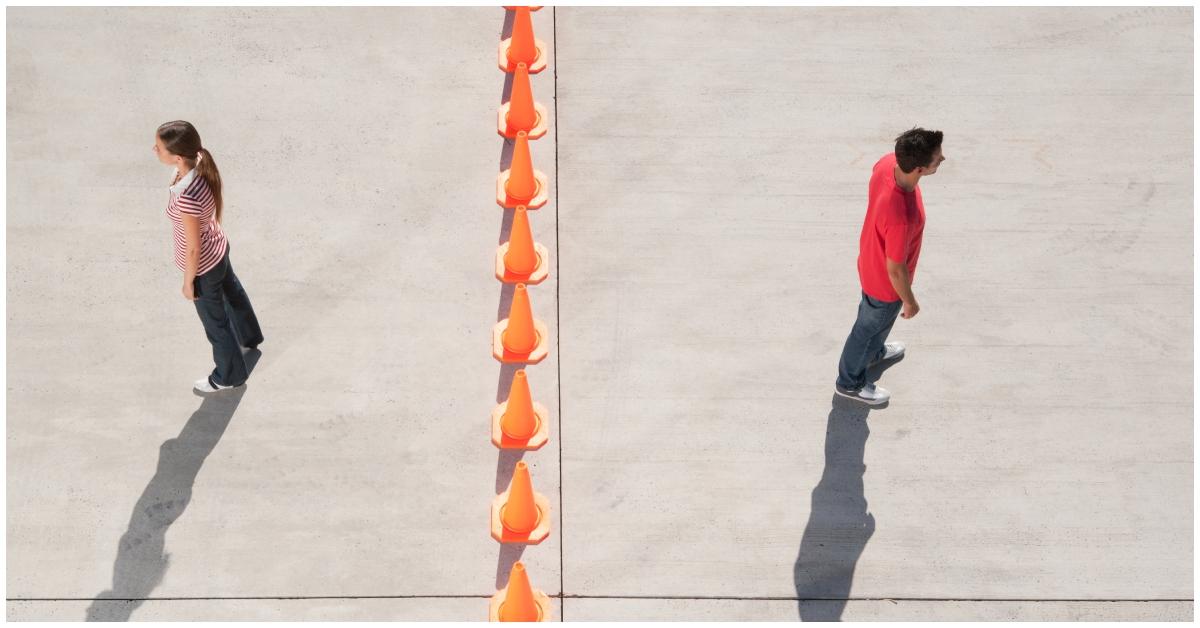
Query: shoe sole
194 382 241 393
867 351 905 369
834 388 890 405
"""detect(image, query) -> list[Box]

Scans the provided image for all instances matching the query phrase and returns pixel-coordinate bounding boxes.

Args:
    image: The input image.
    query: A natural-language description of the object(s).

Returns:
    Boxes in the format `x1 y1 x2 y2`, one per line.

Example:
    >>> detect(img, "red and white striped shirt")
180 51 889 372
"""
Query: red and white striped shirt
166 167 228 275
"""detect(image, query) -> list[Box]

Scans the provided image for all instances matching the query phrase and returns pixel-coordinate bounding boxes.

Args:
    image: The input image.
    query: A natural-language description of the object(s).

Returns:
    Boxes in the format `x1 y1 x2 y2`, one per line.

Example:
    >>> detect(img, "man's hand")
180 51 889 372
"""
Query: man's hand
183 281 196 301
887 259 919 319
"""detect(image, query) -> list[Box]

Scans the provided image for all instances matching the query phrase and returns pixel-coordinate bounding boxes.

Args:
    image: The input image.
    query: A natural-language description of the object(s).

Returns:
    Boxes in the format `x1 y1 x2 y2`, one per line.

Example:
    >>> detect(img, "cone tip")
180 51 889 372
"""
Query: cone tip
513 562 525 572
516 130 528 138
515 370 526 379
516 460 528 470
515 283 527 291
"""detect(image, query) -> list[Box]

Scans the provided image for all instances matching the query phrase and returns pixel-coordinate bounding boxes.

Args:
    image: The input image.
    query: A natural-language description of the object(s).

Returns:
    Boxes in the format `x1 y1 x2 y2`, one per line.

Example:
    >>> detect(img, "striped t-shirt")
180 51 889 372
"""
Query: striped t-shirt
166 167 228 275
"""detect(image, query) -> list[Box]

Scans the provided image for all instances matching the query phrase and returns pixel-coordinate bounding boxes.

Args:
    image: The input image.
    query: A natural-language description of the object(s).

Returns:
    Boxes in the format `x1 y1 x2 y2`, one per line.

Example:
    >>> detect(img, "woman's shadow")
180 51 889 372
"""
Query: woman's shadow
84 351 258 621
793 358 901 621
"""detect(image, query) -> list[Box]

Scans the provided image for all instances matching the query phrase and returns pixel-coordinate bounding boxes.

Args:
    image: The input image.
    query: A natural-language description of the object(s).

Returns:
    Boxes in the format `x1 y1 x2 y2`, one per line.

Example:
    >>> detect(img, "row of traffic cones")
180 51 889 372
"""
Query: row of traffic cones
490 6 553 623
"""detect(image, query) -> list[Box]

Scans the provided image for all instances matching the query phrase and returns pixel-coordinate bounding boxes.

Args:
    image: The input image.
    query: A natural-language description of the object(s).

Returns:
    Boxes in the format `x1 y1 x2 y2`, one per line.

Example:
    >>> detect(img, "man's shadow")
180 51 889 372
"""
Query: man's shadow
84 350 259 621
793 358 901 621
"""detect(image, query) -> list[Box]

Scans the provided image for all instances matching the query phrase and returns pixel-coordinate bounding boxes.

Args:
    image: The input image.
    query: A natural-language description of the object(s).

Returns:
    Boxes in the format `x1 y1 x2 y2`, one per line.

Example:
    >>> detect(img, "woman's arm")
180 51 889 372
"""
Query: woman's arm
181 213 201 300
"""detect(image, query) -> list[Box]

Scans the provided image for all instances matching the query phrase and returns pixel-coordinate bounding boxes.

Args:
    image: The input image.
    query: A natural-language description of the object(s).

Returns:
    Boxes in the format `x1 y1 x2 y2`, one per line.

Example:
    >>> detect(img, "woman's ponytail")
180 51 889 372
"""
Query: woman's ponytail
196 147 223 223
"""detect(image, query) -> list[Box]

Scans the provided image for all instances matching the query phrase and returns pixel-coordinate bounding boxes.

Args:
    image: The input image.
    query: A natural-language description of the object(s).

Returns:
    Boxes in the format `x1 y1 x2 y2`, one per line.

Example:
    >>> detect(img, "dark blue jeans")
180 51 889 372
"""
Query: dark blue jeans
193 246 263 387
836 291 902 390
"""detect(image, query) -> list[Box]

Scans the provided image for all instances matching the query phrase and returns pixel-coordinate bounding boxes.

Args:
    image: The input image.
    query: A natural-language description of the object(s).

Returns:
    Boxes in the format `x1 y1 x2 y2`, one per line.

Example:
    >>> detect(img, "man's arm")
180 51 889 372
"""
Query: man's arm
886 259 915 304
887 258 920 319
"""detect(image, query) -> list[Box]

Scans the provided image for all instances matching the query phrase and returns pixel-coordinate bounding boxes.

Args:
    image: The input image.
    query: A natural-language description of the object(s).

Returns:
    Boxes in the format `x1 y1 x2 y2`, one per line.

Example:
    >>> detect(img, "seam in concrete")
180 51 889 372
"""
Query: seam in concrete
9 596 1192 603
551 5 564 623
558 596 1196 603
8 596 493 601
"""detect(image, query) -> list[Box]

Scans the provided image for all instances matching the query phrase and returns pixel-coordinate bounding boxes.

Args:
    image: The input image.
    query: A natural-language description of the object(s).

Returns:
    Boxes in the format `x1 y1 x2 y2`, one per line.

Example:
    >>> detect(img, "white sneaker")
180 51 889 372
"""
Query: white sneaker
835 382 891 405
194 376 236 393
868 341 905 367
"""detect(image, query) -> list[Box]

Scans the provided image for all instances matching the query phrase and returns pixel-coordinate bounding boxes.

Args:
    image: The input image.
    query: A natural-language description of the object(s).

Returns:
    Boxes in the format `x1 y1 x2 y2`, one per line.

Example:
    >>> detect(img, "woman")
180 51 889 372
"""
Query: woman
154 120 264 393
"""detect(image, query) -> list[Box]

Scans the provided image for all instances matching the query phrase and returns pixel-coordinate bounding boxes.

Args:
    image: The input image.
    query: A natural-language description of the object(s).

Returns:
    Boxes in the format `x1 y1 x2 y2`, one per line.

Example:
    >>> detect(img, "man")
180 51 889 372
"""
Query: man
834 127 945 405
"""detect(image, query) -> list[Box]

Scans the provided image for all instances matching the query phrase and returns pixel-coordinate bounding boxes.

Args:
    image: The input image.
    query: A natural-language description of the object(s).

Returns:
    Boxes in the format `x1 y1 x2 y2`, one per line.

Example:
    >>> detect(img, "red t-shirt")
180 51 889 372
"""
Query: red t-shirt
857 153 925 302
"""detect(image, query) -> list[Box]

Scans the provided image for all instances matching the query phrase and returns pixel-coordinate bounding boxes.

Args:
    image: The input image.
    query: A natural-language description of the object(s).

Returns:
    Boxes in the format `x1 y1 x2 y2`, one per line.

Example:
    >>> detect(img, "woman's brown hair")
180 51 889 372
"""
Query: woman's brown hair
157 120 224 223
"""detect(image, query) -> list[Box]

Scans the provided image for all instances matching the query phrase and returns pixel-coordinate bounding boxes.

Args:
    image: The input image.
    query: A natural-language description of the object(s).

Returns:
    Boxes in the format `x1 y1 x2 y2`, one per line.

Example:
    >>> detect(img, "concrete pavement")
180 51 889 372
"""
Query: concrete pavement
7 6 1193 621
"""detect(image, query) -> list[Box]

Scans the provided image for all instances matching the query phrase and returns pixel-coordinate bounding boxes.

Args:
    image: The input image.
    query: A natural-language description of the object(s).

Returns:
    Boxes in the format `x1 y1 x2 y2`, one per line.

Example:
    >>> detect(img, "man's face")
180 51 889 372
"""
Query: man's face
920 147 946 175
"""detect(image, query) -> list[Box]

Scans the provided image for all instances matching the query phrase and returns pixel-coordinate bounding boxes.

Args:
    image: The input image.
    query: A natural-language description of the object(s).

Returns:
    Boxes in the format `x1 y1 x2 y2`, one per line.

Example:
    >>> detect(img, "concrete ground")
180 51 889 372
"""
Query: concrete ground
6 6 1193 622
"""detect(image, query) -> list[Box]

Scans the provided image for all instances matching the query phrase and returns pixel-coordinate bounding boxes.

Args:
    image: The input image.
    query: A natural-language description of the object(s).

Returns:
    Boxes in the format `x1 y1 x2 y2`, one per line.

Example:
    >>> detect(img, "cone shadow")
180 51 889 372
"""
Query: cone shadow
495 543 528 589
495 448 527 494
499 136 515 172
496 362 522 404
499 207 516 243
500 71 515 105
500 8 515 40
496 282 516 322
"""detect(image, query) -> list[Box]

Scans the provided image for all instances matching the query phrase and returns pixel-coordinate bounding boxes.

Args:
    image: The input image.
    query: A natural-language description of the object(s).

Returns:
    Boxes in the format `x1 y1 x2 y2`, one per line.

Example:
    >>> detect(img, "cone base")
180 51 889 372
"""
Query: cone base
492 318 550 364
491 400 550 450
491 490 552 544
489 587 551 622
498 39 548 73
498 102 549 140
496 170 549 209
495 242 550 285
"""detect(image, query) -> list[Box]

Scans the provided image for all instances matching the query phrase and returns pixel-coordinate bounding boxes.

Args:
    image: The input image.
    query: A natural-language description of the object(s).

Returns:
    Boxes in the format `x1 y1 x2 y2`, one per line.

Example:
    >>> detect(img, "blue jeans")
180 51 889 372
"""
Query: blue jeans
192 246 263 387
836 291 902 390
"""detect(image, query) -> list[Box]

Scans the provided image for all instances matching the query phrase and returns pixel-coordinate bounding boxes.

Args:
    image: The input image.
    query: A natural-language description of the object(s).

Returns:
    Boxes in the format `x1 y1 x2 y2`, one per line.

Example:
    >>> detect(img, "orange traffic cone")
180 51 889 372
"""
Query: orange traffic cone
502 285 536 354
496 207 549 285
492 369 549 450
496 131 548 209
492 283 549 363
489 562 551 622
491 461 552 544
504 5 542 10
503 207 538 276
499 7 547 74
498 63 548 140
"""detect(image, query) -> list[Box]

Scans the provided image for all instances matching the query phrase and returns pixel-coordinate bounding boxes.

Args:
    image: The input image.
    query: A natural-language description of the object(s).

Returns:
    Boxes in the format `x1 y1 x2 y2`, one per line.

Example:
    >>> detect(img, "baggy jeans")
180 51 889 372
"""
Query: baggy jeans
836 291 902 391
192 246 264 387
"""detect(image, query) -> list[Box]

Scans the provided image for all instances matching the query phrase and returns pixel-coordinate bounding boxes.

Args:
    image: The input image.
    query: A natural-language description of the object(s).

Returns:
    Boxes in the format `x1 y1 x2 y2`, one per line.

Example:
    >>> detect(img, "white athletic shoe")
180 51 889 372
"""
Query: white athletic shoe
835 382 891 406
194 376 236 393
868 341 905 367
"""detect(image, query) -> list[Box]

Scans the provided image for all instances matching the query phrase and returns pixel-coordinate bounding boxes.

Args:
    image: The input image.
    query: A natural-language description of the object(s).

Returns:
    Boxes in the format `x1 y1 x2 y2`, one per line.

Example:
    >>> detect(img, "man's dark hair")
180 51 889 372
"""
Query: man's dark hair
894 127 943 173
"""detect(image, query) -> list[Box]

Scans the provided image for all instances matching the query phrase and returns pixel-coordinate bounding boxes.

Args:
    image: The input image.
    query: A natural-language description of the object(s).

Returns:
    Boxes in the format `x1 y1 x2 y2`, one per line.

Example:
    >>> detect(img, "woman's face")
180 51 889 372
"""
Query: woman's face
153 135 182 167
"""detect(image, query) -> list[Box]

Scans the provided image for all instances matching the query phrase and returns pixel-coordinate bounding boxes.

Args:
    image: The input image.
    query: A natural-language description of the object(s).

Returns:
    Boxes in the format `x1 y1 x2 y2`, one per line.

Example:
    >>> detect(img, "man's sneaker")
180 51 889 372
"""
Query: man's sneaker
194 376 236 393
868 341 905 368
835 382 891 406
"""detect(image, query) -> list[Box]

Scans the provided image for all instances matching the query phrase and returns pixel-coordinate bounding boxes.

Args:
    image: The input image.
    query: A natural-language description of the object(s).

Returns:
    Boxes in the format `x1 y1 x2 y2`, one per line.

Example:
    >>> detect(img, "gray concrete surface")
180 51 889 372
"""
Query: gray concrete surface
554 4 1192 618
8 5 560 620
563 599 1194 622
9 598 564 622
7 5 1194 622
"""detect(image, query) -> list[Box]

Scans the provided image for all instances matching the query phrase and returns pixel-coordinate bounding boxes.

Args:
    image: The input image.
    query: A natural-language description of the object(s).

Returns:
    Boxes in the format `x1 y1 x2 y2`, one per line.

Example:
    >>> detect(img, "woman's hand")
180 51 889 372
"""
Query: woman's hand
182 281 196 301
